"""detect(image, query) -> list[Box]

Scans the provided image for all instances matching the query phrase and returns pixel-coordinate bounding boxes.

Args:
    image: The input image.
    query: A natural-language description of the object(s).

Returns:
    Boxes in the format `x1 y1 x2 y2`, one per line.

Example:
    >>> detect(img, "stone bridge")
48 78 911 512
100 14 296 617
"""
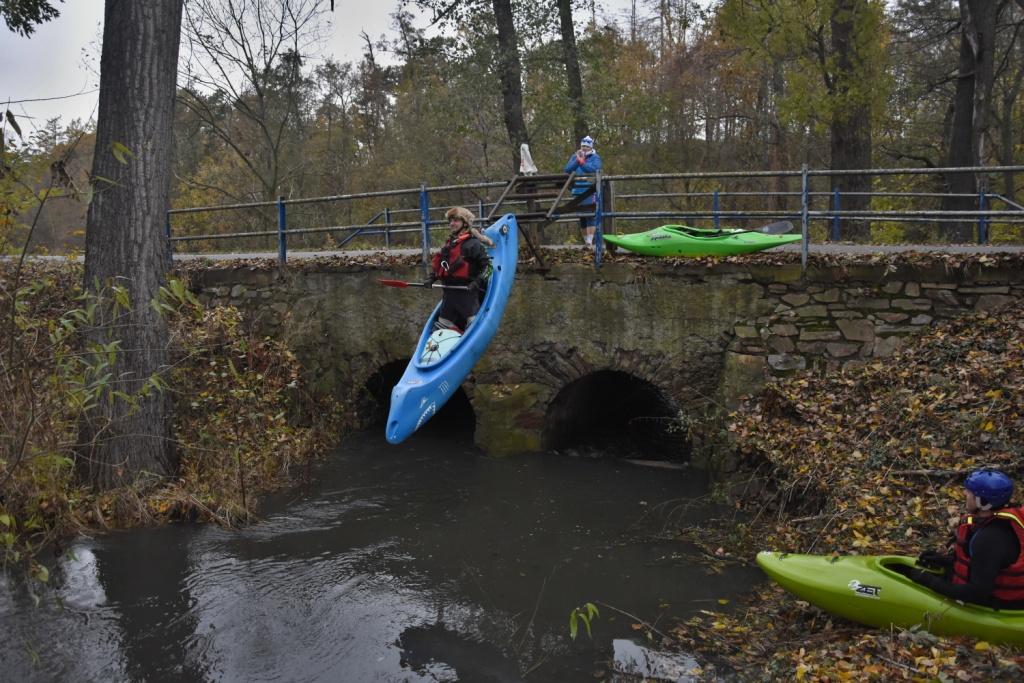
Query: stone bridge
187 255 1024 459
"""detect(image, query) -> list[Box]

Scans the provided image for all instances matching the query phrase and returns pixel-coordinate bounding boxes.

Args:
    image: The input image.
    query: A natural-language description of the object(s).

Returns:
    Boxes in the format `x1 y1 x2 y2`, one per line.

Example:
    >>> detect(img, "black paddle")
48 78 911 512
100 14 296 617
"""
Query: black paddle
379 279 471 291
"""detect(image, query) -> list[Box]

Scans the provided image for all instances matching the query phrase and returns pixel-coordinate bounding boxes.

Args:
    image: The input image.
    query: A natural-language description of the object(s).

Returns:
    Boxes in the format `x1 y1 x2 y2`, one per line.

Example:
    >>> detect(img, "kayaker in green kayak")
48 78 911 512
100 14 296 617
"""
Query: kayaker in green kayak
897 469 1024 610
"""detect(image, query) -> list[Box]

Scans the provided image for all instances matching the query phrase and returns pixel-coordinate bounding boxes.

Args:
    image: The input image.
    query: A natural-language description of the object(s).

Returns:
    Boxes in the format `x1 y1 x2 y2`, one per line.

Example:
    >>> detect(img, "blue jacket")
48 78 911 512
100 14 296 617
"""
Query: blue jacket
564 150 603 205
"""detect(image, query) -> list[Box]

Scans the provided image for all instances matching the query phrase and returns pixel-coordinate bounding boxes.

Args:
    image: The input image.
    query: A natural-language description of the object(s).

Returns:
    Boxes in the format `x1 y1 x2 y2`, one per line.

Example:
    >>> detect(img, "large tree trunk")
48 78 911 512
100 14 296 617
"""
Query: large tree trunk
829 0 873 241
79 0 183 490
492 0 529 172
943 0 999 241
557 0 587 145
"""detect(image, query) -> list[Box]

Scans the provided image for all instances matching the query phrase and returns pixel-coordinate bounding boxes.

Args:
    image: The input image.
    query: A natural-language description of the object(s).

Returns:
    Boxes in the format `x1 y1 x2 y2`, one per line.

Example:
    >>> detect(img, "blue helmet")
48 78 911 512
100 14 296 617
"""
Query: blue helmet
964 469 1014 509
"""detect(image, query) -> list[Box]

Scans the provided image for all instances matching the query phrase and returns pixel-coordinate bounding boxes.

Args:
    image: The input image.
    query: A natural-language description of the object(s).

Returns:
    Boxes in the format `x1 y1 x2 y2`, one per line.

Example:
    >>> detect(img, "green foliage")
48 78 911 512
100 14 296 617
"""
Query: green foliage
0 0 60 36
158 282 344 524
568 601 600 640
110 141 134 165
717 0 891 131
0 135 45 252
0 261 344 576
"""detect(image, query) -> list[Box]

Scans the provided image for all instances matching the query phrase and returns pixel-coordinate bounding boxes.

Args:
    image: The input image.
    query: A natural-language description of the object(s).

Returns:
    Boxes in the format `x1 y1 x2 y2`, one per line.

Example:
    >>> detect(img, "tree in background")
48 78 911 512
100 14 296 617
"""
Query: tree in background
884 0 961 168
178 0 329 202
11 1 1023 249
0 0 60 36
943 0 1001 240
718 0 890 240
828 0 884 239
992 2 1024 202
557 0 587 145
407 0 535 171
79 0 184 489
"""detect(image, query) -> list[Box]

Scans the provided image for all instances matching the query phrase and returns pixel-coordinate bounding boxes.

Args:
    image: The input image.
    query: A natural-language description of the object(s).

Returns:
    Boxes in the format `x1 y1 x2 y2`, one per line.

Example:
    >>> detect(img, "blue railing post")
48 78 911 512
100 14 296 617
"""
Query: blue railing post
978 189 988 244
594 173 604 267
831 187 841 241
277 196 287 268
384 207 392 249
712 189 720 231
419 183 430 266
800 165 809 272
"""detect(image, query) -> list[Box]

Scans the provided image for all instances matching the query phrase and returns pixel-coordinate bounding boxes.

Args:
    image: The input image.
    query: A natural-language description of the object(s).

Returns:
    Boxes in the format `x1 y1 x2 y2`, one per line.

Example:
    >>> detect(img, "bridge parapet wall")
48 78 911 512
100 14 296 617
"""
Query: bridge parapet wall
185 256 1024 455
729 259 1024 374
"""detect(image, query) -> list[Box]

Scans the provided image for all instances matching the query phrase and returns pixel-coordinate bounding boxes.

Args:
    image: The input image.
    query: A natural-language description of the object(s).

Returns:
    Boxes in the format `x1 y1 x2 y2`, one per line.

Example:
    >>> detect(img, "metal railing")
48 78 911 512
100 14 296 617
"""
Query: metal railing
166 165 1024 270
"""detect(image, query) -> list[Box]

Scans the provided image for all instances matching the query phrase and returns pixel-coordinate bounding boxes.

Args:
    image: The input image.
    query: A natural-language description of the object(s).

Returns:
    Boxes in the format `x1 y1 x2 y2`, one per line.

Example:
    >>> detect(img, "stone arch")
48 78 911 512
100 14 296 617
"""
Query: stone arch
542 369 689 460
358 358 476 437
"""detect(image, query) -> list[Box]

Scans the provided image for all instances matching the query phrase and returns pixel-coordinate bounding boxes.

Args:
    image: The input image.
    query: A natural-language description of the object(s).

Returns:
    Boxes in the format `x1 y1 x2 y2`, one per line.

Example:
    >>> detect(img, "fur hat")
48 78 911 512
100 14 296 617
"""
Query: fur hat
445 206 475 228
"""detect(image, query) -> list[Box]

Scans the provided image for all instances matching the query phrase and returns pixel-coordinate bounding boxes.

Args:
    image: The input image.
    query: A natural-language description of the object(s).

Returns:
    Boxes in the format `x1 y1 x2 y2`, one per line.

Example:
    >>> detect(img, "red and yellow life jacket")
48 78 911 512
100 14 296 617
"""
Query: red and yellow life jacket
432 231 472 282
952 506 1024 602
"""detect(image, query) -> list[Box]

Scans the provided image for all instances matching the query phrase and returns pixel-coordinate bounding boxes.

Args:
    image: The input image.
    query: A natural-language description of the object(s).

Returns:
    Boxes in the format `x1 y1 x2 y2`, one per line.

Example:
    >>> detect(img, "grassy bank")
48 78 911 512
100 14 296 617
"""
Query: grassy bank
0 260 345 581
670 300 1024 680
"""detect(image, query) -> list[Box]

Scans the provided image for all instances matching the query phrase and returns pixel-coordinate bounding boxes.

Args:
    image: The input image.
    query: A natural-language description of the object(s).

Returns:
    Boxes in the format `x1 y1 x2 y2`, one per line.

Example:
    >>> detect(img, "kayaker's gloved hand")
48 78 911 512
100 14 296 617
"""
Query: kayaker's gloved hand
423 274 437 286
909 568 941 590
917 549 953 570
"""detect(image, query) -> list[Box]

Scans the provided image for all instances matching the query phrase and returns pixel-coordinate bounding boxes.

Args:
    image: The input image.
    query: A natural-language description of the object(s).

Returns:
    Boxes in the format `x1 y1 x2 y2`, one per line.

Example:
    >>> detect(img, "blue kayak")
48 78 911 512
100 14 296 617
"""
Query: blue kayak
386 214 519 444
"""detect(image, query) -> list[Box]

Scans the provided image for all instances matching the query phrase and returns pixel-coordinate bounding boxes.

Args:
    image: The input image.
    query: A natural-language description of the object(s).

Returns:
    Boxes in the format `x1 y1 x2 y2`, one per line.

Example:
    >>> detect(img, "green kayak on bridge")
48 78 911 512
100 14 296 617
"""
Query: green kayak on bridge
602 222 800 257
756 551 1024 644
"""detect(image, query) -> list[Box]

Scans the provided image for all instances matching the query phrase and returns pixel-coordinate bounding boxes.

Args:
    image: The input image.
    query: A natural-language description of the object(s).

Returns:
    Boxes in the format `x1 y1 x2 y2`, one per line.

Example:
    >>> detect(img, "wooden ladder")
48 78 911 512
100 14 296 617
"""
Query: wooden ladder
486 173 596 270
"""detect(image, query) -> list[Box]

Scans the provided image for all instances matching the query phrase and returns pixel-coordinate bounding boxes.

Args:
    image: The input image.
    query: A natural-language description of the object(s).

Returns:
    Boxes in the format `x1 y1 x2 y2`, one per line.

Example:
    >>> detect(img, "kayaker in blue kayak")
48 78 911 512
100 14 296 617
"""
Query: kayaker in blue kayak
899 469 1024 609
424 207 491 332
563 135 603 250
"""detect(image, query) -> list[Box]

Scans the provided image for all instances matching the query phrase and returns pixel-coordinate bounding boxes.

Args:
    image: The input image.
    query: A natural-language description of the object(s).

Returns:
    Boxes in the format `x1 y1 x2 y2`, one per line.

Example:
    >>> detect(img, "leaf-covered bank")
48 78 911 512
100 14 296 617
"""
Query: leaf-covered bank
671 299 1024 680
0 261 344 581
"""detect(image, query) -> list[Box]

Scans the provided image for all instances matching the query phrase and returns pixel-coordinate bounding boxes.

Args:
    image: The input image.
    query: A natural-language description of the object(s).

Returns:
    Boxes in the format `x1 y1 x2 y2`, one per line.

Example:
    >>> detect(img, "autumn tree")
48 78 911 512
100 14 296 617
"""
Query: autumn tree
557 0 587 144
718 0 889 240
992 2 1024 201
883 0 961 168
79 0 184 489
942 0 1001 240
406 0 532 171
178 0 328 202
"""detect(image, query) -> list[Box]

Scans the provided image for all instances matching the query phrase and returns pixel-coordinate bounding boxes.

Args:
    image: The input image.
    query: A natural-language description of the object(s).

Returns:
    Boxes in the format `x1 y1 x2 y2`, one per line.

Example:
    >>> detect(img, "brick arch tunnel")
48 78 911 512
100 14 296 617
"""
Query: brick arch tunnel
359 359 476 437
542 370 689 460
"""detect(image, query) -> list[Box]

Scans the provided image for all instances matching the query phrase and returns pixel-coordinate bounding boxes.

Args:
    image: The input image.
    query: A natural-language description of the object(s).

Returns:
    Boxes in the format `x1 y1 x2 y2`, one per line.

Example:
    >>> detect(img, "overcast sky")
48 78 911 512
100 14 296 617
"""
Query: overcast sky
1 0 651 136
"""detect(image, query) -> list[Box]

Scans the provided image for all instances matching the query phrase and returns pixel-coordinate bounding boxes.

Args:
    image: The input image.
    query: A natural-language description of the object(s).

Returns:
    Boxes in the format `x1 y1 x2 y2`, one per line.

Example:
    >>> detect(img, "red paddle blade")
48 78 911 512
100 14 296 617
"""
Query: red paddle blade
378 279 411 288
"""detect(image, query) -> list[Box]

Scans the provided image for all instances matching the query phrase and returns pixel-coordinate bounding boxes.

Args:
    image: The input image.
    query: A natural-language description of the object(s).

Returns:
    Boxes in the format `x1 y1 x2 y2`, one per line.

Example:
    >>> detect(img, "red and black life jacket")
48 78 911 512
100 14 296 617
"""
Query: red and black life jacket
952 505 1024 602
432 231 472 282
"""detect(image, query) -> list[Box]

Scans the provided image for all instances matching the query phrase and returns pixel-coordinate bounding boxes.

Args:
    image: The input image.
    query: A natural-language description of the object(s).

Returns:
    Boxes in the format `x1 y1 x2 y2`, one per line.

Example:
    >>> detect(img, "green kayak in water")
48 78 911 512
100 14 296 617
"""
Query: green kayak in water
756 551 1024 644
602 222 800 257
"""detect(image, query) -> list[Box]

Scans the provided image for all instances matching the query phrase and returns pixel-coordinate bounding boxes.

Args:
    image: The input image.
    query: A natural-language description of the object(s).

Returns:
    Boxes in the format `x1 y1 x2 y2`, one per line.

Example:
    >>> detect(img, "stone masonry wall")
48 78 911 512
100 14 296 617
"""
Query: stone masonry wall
184 255 1024 455
726 260 1024 375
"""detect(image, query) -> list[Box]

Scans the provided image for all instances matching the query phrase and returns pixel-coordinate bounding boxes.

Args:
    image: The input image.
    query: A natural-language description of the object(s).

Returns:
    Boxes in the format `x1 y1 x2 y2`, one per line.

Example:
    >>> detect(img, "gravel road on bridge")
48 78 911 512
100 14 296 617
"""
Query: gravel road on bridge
168 242 1024 261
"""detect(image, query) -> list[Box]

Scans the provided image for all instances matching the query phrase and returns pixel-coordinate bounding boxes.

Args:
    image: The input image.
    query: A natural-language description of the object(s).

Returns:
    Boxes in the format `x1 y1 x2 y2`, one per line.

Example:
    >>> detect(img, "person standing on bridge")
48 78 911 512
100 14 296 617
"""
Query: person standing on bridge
563 135 603 250
898 469 1024 609
424 207 491 332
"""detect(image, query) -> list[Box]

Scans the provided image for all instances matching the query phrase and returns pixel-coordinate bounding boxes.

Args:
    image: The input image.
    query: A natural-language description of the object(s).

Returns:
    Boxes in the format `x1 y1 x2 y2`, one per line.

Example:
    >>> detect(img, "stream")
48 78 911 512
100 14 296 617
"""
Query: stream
1 431 762 682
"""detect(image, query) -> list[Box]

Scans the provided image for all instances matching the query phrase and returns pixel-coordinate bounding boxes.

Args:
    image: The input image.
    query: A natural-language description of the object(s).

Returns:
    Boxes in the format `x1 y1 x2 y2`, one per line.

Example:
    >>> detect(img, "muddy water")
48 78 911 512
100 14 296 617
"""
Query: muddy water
2 432 761 681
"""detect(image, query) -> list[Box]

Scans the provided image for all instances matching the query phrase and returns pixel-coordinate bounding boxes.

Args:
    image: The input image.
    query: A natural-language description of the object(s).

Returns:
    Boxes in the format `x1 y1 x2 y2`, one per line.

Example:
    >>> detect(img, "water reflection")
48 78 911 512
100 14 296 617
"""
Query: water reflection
2 432 762 681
